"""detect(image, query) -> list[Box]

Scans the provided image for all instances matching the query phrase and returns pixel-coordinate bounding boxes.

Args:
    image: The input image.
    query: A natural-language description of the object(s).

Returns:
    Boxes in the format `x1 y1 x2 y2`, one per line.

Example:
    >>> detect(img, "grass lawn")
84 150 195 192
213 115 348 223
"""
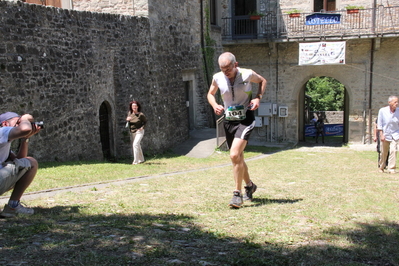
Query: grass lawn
0 144 398 265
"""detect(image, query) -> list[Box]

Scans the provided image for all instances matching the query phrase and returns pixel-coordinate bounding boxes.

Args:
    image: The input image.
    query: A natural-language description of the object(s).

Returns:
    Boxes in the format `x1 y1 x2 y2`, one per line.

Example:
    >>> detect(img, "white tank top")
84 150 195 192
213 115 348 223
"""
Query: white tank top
213 67 253 109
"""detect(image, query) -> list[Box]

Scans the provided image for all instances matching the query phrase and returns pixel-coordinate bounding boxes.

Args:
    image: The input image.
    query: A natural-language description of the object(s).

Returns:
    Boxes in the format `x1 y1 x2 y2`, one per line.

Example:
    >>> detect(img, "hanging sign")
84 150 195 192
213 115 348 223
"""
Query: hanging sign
305 13 341 25
299 41 346 66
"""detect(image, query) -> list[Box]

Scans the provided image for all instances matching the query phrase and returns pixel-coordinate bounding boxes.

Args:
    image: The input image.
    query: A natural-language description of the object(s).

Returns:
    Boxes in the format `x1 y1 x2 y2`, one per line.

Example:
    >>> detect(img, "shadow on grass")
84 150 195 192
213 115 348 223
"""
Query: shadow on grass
1 205 398 266
37 146 282 170
301 136 346 147
250 197 303 206
246 145 284 154
38 151 183 169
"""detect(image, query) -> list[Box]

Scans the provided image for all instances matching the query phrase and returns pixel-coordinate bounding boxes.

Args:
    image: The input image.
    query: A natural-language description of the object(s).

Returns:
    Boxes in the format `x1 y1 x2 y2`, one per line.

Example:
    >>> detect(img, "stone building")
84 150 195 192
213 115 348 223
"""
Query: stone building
2 0 399 163
214 0 399 144
69 0 399 145
66 0 399 145
0 0 212 162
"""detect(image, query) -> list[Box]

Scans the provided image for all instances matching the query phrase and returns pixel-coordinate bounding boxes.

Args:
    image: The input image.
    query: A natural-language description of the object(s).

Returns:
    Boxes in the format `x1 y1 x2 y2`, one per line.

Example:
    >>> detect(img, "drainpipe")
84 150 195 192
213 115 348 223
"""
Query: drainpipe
268 46 273 143
367 0 377 144
200 0 210 87
368 39 375 144
275 44 279 143
200 0 215 127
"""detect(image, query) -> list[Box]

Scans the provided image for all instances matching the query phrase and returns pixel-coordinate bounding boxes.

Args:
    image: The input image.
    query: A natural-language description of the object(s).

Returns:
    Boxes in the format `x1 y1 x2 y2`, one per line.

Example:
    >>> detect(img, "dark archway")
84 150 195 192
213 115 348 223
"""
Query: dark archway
99 101 114 160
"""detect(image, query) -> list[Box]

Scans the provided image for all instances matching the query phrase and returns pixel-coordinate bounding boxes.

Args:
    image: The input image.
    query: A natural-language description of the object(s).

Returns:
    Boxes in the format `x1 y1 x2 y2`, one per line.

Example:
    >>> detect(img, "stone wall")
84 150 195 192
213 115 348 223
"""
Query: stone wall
73 0 213 130
0 0 210 162
145 0 213 130
309 111 344 124
73 0 148 16
74 0 213 127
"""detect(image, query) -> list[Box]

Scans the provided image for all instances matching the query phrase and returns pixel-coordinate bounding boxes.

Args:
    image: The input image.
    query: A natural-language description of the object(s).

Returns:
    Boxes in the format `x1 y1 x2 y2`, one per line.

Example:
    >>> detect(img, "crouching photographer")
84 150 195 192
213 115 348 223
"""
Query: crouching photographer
0 112 42 218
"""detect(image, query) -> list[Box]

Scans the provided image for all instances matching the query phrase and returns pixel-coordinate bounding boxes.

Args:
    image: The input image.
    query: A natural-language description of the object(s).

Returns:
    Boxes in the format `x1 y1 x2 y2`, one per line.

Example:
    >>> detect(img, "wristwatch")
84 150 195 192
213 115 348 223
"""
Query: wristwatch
255 94 263 99
24 138 29 143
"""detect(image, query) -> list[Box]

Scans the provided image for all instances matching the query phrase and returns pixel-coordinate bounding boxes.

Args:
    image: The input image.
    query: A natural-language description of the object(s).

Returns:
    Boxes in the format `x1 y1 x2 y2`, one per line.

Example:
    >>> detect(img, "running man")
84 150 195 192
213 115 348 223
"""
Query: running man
207 52 267 208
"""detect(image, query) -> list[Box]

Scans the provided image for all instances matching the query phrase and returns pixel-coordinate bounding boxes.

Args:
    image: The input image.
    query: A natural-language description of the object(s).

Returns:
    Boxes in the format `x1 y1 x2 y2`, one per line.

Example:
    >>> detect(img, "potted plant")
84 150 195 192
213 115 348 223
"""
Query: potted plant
345 5 364 14
248 11 264 20
286 9 301 18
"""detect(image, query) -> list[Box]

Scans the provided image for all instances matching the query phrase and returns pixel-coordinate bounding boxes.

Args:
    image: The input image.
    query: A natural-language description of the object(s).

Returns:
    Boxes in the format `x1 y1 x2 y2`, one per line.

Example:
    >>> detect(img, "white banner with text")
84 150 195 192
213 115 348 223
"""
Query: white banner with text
299 41 346 66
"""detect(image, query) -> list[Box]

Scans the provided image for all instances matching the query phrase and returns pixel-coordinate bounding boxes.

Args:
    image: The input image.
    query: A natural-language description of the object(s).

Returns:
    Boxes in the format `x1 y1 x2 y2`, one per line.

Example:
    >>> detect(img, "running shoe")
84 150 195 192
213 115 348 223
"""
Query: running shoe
229 191 243 208
243 182 257 201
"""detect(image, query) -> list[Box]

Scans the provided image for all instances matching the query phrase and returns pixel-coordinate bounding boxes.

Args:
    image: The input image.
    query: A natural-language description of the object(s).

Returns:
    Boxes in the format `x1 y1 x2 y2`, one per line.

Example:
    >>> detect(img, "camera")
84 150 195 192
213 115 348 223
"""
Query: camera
34 121 44 129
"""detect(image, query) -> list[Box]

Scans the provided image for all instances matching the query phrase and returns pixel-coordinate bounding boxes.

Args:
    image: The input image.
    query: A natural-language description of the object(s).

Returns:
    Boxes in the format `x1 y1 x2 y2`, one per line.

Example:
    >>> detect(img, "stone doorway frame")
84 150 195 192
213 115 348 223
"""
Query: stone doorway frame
297 77 349 143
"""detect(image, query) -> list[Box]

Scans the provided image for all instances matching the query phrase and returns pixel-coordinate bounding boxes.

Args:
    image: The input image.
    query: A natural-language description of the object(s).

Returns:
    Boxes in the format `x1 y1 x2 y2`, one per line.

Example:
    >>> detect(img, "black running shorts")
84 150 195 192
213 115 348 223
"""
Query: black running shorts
223 113 255 149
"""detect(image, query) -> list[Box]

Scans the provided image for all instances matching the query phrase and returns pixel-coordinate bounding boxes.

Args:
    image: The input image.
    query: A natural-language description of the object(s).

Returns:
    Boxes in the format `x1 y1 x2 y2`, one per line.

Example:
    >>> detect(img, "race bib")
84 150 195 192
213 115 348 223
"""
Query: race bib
225 105 246 121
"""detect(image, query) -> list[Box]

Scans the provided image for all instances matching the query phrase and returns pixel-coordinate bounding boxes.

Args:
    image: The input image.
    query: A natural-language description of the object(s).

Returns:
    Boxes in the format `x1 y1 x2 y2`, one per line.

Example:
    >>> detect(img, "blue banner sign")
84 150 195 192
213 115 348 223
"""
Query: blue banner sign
305 124 344 137
305 13 341 25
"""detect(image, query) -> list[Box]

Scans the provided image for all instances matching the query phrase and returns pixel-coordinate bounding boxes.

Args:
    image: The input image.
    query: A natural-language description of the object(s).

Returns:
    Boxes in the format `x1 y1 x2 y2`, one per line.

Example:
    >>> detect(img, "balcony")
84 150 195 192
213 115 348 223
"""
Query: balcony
221 6 399 44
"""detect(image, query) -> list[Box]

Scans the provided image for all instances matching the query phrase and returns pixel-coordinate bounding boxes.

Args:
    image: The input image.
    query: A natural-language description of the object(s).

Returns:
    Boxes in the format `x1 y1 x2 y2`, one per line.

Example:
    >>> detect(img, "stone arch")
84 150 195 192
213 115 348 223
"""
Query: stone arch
296 75 349 144
99 101 115 160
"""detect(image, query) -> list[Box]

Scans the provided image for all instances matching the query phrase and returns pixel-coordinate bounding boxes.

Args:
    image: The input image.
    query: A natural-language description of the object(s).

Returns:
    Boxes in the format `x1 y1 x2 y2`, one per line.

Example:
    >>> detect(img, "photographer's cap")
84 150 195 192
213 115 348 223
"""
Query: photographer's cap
0 112 20 123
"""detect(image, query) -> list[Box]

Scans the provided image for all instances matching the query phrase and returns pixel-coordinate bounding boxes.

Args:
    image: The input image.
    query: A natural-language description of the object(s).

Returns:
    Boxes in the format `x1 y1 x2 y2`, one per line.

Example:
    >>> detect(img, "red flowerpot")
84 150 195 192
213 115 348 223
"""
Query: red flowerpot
346 9 359 14
250 15 261 20
289 13 300 18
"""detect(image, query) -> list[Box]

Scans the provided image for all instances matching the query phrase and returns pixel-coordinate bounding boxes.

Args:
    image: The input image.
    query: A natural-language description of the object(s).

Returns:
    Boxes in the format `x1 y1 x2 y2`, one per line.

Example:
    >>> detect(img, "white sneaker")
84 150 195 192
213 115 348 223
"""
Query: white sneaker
0 203 34 218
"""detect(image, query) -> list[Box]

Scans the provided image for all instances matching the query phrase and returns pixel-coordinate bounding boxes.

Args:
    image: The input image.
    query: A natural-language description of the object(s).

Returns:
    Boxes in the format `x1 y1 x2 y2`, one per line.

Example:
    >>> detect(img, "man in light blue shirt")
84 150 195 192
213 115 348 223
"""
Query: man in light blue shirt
377 96 399 173
0 112 41 217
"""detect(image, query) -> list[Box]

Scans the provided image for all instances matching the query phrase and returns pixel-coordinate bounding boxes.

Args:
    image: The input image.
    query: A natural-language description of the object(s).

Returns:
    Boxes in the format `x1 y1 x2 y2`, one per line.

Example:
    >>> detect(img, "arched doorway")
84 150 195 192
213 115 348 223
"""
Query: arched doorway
99 101 114 160
299 76 349 145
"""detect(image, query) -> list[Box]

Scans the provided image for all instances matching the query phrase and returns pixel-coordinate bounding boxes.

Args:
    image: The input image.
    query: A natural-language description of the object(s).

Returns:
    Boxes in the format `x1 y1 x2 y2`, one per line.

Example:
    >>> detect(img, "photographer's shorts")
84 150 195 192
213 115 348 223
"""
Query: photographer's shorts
0 158 31 195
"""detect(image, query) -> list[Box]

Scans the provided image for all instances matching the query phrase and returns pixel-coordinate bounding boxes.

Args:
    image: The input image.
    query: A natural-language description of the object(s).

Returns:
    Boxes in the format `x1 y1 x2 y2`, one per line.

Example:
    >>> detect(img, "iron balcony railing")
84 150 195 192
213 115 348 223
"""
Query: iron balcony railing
222 6 399 42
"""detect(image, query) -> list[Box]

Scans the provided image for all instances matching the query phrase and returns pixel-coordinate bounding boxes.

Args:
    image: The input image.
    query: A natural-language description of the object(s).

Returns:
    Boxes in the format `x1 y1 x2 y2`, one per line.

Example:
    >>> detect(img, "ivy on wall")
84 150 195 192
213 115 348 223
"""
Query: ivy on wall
203 5 216 88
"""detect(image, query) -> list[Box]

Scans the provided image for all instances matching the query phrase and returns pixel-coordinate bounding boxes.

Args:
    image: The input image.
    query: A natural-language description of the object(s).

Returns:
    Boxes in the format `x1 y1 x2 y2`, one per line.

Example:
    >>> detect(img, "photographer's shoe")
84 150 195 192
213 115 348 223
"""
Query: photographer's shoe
1 203 34 218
